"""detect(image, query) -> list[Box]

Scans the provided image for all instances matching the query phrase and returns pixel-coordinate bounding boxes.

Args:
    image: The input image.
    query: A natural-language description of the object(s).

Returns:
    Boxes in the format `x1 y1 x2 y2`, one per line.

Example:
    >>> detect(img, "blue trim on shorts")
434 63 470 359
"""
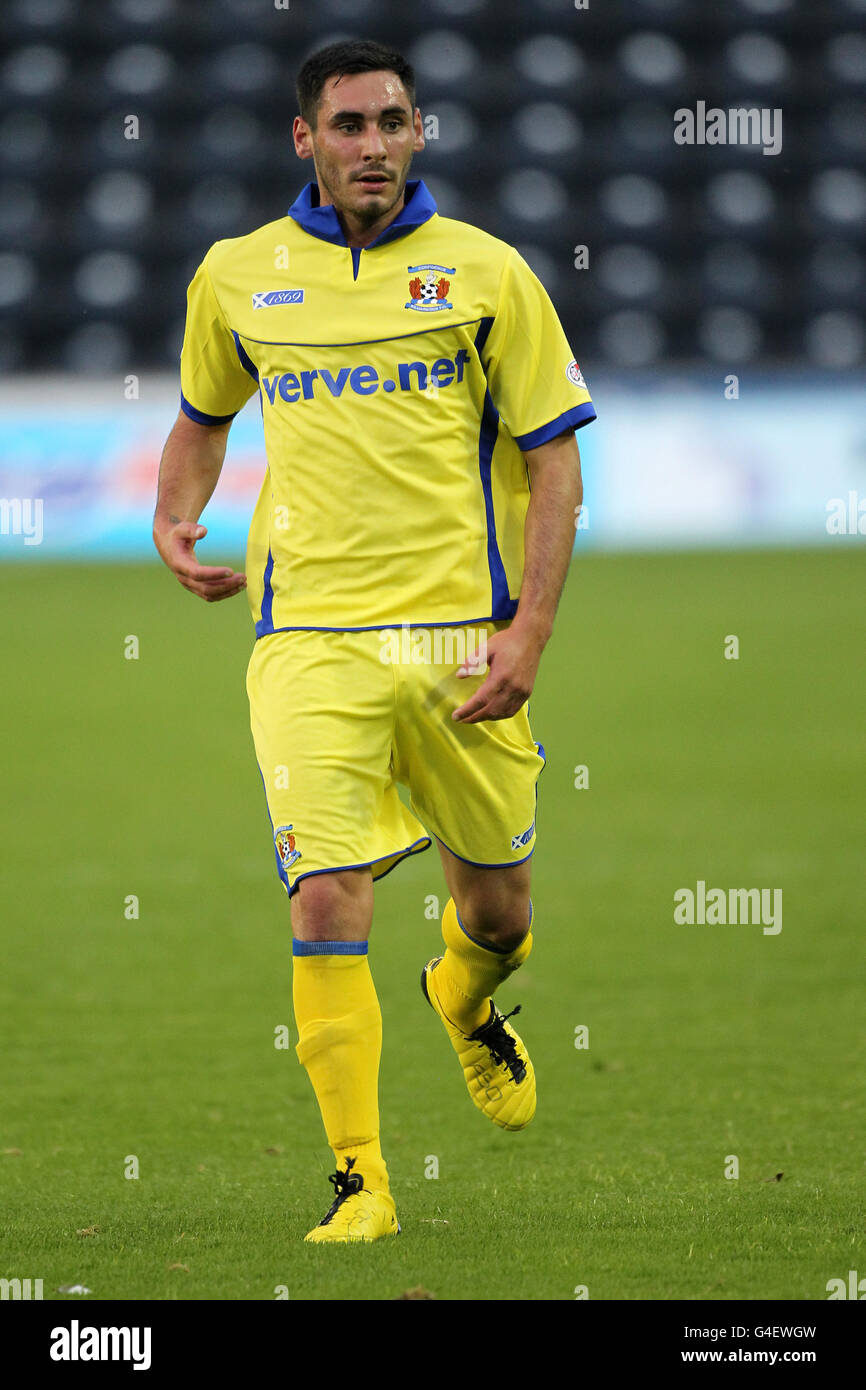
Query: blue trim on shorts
434 832 535 872
285 836 432 898
254 615 509 637
255 762 290 892
292 939 368 956
433 736 545 876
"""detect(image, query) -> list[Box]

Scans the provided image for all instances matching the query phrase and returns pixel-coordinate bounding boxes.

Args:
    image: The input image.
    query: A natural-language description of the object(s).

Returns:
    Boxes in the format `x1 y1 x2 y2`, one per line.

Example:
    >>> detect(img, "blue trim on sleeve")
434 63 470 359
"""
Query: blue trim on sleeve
232 331 259 382
255 547 275 638
514 402 597 451
292 938 369 956
179 392 237 426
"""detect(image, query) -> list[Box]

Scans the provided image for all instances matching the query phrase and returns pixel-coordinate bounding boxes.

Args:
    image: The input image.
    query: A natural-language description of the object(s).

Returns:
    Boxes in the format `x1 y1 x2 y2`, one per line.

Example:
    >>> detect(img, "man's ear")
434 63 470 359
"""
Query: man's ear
413 107 425 154
293 114 315 161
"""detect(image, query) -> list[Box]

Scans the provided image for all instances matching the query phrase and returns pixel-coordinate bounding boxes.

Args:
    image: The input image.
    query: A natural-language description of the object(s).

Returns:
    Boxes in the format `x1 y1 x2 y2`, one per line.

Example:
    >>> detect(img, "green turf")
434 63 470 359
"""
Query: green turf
1 548 864 1300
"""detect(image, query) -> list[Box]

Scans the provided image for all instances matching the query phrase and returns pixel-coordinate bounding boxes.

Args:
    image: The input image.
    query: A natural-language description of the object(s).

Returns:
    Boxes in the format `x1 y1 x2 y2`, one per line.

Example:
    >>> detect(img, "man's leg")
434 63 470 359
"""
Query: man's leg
431 844 534 1034
419 844 536 1131
291 868 395 1216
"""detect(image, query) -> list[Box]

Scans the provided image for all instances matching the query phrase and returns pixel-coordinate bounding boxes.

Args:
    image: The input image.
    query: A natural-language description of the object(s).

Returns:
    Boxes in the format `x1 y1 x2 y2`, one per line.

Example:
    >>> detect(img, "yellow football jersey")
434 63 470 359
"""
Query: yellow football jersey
179 180 596 634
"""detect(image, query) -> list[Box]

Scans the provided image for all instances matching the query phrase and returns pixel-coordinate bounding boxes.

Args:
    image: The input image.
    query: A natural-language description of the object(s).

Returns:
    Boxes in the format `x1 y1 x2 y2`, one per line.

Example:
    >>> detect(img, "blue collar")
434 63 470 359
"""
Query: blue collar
287 179 437 249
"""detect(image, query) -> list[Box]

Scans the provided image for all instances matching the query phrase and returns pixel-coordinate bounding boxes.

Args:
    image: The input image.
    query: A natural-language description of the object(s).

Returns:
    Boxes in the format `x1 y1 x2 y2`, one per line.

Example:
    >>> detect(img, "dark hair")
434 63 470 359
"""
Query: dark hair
296 39 416 128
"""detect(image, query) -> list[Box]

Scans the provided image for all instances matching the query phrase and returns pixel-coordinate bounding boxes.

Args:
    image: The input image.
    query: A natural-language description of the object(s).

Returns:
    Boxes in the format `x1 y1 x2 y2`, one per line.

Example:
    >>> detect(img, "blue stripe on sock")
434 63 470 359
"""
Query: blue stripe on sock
292 939 369 956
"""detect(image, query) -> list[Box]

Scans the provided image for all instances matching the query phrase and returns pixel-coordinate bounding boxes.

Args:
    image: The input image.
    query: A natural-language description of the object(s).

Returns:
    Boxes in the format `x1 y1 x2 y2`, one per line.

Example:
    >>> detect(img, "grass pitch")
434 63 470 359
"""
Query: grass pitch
1 547 863 1300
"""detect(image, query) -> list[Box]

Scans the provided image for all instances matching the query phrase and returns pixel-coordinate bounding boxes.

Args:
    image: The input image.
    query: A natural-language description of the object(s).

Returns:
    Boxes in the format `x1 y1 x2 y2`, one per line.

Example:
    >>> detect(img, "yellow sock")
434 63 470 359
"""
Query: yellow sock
435 898 533 1034
292 941 390 1195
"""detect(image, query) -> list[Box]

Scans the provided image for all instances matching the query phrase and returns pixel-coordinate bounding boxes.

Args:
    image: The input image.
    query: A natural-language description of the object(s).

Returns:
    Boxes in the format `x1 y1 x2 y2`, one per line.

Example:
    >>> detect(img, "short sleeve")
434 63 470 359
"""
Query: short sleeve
179 252 259 425
481 249 596 450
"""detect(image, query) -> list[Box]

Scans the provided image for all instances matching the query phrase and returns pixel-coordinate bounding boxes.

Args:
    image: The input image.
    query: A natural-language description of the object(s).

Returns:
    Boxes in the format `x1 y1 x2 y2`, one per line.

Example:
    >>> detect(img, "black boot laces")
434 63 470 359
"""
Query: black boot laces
468 1005 527 1084
318 1156 364 1226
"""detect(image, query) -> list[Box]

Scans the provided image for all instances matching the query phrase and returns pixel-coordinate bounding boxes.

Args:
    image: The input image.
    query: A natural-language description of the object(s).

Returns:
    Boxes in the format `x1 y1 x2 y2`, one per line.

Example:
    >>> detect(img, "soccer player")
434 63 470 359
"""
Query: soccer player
153 39 595 1242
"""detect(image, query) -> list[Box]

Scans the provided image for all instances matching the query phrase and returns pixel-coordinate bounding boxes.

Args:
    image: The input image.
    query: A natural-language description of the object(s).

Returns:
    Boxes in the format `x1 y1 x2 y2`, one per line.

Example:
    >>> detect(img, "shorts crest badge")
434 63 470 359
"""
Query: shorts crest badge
406 264 455 312
275 824 302 871
511 812 536 852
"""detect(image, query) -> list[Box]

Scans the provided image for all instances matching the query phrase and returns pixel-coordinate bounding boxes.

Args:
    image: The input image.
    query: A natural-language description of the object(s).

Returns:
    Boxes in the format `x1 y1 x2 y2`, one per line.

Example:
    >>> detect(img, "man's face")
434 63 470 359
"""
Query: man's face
293 70 424 225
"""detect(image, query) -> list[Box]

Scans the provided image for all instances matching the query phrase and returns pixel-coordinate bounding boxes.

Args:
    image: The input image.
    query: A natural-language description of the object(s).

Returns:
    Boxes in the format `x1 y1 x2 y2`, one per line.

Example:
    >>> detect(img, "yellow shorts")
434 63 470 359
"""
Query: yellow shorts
245 623 546 895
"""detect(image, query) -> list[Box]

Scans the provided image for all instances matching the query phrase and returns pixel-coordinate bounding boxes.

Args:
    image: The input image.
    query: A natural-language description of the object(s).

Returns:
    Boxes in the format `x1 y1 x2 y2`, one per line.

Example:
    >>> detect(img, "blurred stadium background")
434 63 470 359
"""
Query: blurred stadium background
0 0 864 554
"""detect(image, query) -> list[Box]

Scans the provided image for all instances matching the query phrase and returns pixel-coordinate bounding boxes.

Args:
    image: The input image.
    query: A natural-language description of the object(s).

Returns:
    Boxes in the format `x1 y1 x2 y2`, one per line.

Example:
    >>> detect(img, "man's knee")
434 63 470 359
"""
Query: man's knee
292 869 373 941
454 885 532 952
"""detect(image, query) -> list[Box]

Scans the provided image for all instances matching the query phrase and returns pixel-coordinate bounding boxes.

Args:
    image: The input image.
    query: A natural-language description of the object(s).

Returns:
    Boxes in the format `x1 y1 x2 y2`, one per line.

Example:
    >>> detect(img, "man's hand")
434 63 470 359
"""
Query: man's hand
152 409 243 601
451 429 583 722
452 623 544 723
153 518 247 602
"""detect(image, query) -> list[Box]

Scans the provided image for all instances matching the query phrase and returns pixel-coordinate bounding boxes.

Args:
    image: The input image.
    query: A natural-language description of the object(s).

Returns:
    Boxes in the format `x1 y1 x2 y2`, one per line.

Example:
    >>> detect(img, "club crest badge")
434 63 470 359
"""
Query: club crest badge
275 824 302 871
405 264 455 312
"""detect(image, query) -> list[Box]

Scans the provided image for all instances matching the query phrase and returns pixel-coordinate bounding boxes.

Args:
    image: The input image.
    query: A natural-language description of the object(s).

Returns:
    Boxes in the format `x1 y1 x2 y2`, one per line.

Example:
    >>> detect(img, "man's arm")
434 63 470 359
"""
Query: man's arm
152 409 247 602
452 428 582 723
